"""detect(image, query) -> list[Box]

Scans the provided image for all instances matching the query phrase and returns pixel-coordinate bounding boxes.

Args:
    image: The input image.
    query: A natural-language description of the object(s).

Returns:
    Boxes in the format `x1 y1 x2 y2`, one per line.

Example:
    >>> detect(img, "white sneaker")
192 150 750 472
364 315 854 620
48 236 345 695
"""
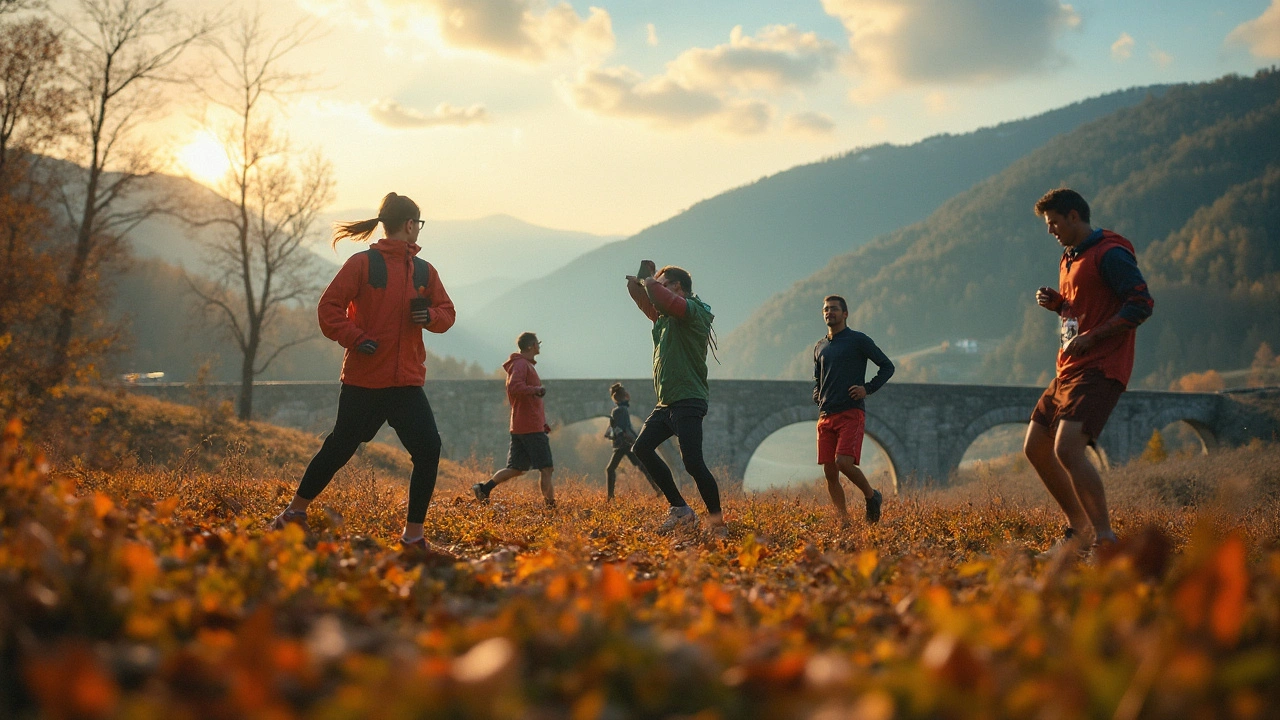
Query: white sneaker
657 505 696 535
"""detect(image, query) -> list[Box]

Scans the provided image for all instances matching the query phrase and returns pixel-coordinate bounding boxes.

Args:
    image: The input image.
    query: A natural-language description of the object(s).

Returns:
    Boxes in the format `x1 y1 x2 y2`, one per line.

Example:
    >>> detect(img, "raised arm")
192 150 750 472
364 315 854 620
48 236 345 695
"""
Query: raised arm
627 276 660 321
643 278 688 318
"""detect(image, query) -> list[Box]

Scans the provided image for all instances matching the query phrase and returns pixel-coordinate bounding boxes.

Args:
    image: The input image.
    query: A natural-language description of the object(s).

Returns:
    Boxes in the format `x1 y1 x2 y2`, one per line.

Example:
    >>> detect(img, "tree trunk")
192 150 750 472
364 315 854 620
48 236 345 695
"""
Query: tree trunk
43 176 98 392
238 342 255 421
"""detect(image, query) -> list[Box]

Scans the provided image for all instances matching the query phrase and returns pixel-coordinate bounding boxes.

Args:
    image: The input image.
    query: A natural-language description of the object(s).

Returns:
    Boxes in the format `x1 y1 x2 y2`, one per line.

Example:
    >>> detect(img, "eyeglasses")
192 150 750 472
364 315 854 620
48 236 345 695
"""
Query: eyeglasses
410 219 426 229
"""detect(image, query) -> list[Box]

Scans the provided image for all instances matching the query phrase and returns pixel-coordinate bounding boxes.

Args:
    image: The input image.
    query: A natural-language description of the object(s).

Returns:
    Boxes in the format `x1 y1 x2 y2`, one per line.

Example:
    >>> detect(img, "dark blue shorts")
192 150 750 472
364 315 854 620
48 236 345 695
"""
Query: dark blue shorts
506 432 553 471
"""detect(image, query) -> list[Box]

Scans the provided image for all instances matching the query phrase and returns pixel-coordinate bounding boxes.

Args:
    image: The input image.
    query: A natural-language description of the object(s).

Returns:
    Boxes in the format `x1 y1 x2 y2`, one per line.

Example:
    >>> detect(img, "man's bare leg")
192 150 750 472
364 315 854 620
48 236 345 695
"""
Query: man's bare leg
1023 421 1092 540
836 455 874 499
488 467 523 489
1053 420 1115 542
538 467 555 504
823 462 849 522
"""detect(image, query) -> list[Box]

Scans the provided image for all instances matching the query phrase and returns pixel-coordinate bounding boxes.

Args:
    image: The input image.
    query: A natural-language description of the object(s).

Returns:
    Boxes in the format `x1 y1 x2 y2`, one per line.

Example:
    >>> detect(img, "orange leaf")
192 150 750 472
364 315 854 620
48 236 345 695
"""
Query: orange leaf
154 496 180 519
600 563 630 604
1210 535 1249 646
91 492 114 519
25 644 119 719
702 582 734 615
121 542 158 586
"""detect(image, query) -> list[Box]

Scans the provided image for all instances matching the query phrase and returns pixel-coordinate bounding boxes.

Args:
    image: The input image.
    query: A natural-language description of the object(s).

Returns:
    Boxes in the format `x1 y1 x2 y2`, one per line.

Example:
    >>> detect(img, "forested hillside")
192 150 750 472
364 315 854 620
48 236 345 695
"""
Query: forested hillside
446 87 1161 377
720 69 1280 388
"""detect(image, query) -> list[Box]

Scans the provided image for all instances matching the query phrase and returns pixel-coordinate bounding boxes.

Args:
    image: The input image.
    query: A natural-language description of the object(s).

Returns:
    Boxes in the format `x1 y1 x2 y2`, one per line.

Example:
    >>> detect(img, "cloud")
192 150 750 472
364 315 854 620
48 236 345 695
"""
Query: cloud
370 100 491 128
647 23 658 46
1111 32 1134 61
923 90 955 115
563 24 843 136
667 24 839 92
1150 45 1173 67
783 111 835 136
1227 0 1280 58
302 0 614 63
564 66 775 135
821 0 1081 87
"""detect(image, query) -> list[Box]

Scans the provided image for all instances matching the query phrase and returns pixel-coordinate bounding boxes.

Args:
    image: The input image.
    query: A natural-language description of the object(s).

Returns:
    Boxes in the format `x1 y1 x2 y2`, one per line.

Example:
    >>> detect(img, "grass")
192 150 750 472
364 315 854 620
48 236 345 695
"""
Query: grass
2 390 1278 718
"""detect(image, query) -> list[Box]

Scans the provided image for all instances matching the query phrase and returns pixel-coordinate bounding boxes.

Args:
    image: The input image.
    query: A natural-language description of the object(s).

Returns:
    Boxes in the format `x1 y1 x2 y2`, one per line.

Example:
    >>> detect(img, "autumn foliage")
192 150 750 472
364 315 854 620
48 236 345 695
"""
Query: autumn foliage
2 415 1279 719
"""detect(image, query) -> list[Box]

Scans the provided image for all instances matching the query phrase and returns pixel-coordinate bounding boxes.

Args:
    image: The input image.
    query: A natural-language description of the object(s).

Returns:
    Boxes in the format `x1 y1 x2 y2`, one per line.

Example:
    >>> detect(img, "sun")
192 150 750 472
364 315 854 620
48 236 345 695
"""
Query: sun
177 131 232 186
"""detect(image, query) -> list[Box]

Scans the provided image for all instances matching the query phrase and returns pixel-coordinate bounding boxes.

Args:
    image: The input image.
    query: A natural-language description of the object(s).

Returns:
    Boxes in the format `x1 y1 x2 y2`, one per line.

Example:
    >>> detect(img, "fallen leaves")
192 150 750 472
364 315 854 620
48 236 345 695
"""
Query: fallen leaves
1 418 1278 718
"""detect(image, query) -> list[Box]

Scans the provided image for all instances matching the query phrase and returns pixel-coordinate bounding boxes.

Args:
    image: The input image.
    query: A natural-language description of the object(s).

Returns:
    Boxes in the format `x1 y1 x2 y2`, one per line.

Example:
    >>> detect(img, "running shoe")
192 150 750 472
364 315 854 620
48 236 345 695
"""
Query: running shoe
472 483 490 502
657 505 696 534
865 490 883 524
269 509 307 531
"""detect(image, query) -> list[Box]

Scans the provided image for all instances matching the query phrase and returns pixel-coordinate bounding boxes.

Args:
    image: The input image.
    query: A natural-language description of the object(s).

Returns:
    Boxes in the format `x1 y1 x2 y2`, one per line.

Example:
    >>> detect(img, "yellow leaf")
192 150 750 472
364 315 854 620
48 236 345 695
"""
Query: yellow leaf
856 550 878 579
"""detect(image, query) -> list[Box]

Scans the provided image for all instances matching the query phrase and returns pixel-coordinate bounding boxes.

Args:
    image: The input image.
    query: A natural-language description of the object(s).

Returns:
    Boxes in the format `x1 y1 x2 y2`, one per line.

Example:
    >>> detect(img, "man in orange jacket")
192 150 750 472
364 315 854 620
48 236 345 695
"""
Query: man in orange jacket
472 332 556 508
1026 188 1153 556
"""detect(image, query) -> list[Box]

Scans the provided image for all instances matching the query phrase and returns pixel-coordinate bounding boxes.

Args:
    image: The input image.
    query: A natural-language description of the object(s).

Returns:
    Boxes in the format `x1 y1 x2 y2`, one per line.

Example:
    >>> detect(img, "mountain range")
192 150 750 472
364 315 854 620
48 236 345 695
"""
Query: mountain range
719 68 1280 389
444 85 1164 377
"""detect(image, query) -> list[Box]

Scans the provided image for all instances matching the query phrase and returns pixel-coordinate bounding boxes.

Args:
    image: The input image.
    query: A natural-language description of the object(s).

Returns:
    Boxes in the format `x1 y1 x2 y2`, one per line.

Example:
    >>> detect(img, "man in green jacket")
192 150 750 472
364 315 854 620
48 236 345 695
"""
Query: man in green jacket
625 263 726 537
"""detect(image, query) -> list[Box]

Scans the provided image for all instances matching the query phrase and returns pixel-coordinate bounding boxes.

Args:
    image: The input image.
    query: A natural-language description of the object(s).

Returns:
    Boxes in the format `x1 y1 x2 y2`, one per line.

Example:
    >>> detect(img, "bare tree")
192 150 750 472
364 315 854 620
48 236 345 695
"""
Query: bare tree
184 12 334 420
0 0 44 16
0 14 72 413
39 0 212 395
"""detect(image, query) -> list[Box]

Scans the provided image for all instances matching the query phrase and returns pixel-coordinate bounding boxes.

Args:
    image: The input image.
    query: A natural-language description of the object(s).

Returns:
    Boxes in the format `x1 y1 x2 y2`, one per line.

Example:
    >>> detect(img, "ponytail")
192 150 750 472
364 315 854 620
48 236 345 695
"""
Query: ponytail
332 191 422 249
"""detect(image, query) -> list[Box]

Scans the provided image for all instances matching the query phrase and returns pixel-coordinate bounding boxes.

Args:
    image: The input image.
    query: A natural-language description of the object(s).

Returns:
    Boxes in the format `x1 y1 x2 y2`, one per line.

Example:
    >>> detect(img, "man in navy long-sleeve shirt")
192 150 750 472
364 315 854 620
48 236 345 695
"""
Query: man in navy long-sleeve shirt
814 295 894 525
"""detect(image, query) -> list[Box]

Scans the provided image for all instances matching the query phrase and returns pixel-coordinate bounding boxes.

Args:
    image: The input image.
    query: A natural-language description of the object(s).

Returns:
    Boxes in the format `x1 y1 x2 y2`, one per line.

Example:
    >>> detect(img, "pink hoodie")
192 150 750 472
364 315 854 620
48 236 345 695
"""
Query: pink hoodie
503 352 548 434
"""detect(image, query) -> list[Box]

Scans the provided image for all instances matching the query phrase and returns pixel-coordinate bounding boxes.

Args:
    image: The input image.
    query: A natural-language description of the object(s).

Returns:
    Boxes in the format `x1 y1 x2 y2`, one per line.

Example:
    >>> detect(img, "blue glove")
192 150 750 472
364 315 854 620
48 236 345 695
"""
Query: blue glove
357 339 378 355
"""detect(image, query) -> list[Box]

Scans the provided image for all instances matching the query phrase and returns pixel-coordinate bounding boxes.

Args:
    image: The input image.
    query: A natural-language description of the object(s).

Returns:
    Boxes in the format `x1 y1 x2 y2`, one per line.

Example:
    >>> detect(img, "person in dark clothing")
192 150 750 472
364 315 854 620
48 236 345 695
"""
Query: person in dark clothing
603 383 659 500
1026 188 1154 554
814 295 894 526
269 192 456 554
625 262 726 537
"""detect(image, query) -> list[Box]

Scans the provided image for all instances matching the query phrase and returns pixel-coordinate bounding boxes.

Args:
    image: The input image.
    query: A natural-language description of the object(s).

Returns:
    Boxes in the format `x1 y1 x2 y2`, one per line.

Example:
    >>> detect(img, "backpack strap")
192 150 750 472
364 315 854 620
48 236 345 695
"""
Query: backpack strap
363 250 433 290
412 257 432 290
364 249 388 289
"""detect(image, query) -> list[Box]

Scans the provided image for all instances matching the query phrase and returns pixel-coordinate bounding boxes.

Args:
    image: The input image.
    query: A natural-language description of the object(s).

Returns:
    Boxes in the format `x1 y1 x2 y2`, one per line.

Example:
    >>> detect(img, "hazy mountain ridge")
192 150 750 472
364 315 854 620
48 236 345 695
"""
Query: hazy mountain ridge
720 69 1280 388
449 86 1163 377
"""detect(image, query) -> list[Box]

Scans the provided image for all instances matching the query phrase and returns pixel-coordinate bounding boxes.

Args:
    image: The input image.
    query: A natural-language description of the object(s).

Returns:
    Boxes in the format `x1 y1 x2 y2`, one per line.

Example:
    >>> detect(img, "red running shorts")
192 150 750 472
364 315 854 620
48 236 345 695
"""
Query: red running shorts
817 407 865 465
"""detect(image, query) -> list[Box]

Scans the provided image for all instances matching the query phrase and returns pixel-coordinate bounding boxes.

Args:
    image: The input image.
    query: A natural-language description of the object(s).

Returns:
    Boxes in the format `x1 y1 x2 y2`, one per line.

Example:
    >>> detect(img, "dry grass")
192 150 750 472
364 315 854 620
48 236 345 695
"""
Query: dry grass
3 391 1279 718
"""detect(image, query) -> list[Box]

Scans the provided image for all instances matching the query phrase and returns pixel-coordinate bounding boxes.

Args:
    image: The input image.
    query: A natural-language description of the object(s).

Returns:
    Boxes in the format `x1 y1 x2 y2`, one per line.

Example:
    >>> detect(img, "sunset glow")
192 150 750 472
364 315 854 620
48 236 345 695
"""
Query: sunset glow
177 131 232 187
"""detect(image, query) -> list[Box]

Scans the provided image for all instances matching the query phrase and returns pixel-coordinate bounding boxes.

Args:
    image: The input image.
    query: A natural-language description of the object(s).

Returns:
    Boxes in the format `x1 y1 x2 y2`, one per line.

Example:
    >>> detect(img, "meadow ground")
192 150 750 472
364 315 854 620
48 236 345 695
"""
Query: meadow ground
2 389 1278 718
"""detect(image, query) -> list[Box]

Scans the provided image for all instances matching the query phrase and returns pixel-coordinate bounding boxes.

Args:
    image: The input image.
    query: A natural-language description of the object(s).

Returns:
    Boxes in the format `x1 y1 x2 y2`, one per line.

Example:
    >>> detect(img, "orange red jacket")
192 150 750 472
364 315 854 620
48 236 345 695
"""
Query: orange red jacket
318 238 455 388
1056 230 1151 386
503 352 548 434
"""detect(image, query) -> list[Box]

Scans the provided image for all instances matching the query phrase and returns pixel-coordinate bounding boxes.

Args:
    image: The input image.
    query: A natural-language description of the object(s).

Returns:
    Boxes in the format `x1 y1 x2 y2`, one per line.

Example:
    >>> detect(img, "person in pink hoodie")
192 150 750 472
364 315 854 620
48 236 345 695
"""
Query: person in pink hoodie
472 332 556 507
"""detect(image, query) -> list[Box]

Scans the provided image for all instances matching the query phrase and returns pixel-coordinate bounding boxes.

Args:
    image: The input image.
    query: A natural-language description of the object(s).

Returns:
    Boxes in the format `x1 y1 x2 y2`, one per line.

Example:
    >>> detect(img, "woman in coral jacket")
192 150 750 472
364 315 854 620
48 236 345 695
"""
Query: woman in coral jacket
270 192 456 553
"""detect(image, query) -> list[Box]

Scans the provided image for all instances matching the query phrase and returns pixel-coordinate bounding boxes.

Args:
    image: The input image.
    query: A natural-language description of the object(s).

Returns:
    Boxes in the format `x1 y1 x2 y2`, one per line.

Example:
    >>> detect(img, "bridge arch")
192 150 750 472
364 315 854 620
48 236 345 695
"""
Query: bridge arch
948 405 1032 474
1146 407 1219 454
736 405 904 491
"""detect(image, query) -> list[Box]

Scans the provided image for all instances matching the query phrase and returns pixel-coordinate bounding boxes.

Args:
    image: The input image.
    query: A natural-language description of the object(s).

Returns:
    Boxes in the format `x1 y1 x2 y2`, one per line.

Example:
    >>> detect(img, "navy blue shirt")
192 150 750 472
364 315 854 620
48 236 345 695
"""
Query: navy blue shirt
813 328 895 416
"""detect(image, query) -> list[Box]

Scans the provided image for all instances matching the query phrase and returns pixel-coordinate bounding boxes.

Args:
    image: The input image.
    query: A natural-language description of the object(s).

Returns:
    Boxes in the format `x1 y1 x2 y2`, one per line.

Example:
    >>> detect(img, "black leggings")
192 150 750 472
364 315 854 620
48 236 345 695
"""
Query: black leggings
632 399 721 515
605 447 657 498
296 384 442 523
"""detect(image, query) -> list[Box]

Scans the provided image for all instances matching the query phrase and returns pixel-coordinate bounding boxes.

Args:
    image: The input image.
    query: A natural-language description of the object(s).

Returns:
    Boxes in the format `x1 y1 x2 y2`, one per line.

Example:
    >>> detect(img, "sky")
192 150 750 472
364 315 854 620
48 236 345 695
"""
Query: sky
109 0 1280 235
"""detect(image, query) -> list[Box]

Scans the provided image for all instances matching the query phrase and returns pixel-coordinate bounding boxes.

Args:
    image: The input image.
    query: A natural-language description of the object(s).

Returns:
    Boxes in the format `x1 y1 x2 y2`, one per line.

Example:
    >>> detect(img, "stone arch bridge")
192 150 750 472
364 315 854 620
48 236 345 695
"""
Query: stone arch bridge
130 380 1277 490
